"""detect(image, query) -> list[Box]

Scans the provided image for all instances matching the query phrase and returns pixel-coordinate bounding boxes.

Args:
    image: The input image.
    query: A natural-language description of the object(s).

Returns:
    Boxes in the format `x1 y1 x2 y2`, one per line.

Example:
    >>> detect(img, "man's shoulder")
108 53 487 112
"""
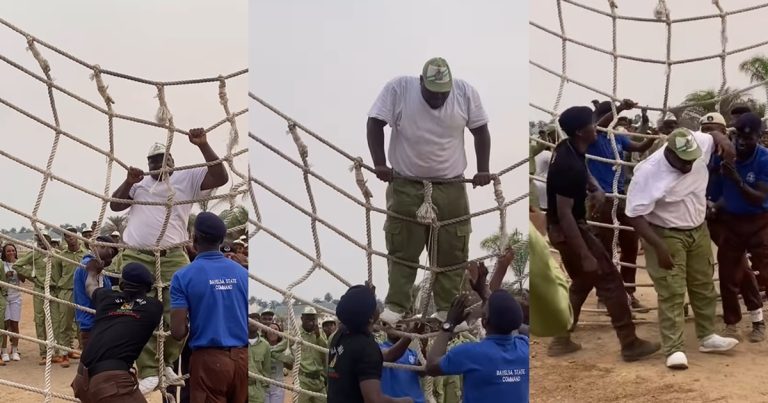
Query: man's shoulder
755 145 768 163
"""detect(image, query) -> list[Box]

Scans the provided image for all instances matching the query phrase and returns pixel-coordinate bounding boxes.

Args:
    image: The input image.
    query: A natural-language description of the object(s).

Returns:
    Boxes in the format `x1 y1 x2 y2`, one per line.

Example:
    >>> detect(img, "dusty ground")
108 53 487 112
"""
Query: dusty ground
531 254 768 403
0 289 164 402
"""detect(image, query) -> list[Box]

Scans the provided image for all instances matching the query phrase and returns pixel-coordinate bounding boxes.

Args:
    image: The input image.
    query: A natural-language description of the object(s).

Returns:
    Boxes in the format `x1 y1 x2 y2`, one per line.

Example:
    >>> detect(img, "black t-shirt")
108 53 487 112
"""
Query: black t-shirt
547 139 589 224
81 288 163 369
326 329 383 403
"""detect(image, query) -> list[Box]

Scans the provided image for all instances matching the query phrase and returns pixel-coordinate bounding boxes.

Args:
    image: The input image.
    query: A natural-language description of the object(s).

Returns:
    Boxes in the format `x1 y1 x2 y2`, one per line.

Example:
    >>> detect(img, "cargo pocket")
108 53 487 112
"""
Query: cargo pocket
383 220 402 255
442 223 471 264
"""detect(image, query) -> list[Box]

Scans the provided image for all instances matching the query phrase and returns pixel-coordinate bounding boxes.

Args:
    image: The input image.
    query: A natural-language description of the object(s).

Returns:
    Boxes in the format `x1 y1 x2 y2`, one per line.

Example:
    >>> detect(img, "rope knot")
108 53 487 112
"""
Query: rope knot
654 0 670 20
286 122 309 160
155 85 172 126
349 158 373 200
90 65 115 107
25 37 51 74
416 181 438 225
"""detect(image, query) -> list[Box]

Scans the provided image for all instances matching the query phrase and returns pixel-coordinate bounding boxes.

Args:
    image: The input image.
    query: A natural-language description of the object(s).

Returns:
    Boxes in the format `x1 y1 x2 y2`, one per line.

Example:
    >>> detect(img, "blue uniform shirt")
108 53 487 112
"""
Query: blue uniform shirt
439 334 529 403
716 145 768 215
73 255 113 331
707 154 724 202
587 133 632 194
379 341 425 403
170 251 249 350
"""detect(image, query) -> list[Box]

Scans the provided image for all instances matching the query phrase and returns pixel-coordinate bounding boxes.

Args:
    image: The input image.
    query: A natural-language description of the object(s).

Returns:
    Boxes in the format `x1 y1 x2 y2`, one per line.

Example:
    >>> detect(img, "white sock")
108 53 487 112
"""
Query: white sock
750 309 764 323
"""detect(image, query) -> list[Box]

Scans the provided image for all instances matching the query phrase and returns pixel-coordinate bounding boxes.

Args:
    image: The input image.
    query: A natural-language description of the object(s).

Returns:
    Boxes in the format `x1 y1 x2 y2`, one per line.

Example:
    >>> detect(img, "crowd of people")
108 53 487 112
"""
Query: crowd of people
532 97 768 370
0 129 254 403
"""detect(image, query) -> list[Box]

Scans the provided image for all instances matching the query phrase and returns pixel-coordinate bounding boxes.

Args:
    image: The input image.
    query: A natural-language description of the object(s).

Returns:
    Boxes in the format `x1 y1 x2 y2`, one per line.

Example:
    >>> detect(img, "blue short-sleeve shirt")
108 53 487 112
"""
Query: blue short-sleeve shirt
379 341 425 403
73 255 113 331
587 133 632 194
170 251 249 350
715 145 768 215
439 334 529 403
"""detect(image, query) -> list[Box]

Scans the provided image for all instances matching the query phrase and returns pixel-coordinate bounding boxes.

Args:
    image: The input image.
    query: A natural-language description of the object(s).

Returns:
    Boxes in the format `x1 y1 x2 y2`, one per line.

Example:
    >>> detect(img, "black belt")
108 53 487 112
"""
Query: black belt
82 359 130 378
137 247 182 258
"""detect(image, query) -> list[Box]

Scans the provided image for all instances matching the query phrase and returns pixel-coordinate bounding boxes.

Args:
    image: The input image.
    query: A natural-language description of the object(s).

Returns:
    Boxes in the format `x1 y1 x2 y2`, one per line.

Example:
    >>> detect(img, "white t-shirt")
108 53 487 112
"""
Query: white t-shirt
122 167 210 249
625 131 714 229
533 149 551 209
3 261 21 302
368 76 489 179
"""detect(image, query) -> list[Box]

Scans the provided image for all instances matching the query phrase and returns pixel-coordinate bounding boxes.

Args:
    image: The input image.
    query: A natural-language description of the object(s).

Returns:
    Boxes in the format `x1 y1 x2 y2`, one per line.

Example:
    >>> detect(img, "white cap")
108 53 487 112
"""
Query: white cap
700 112 726 127
302 306 317 315
147 142 167 158
233 240 246 246
260 307 275 315
111 231 120 236
321 316 337 325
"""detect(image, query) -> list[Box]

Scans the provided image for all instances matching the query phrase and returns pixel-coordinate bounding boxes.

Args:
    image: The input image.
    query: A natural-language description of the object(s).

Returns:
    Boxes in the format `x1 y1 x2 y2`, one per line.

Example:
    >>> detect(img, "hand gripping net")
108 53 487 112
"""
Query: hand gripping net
530 0 768 325
0 18 249 402
247 92 528 402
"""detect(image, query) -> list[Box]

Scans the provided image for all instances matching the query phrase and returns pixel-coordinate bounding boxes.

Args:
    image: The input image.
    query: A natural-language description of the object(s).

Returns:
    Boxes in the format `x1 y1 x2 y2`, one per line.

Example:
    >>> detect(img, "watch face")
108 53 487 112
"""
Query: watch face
442 322 452 331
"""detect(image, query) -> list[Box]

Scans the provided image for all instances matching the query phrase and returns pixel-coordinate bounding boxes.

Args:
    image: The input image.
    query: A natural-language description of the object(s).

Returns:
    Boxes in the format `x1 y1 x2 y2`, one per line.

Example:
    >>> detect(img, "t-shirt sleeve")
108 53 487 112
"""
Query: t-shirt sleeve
128 183 139 199
618 134 632 150
464 83 489 130
439 343 474 375
169 273 188 310
547 150 583 200
182 167 210 199
368 79 399 125
354 340 383 382
624 160 665 218
694 131 715 162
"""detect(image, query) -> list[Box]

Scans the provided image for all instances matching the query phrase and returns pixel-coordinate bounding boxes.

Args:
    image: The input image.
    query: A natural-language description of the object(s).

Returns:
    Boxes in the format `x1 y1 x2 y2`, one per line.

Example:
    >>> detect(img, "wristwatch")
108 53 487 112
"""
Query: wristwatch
441 322 454 333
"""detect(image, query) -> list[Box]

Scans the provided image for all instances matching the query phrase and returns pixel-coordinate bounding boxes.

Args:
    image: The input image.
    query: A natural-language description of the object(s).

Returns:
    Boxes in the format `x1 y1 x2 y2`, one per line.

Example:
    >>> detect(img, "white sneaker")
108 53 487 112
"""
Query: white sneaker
11 352 20 361
138 376 159 395
379 308 404 325
432 311 470 333
665 351 688 369
1 354 9 362
163 366 185 386
699 334 739 353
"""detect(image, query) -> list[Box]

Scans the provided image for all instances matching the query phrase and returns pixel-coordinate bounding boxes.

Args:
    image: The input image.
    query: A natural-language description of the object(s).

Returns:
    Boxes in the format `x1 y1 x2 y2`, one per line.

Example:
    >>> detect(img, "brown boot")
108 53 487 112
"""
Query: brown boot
38 357 46 366
629 295 651 313
723 324 744 342
51 356 64 364
547 335 582 357
621 338 661 362
67 351 81 360
60 356 70 368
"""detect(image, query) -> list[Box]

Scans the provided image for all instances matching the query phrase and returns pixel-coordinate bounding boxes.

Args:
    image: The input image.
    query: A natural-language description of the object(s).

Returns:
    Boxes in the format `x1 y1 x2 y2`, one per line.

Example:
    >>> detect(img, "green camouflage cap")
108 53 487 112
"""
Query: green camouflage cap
666 128 702 162
422 57 452 93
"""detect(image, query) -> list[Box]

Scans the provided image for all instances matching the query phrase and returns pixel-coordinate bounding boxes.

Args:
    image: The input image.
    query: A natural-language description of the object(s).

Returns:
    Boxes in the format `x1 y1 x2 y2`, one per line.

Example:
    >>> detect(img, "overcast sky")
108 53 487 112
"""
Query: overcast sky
531 0 768 122
0 1 247 235
249 0 528 302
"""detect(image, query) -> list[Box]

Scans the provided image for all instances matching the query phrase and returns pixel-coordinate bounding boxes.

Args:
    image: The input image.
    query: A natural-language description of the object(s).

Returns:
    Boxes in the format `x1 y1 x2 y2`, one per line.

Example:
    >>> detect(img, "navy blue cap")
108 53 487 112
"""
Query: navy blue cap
195 212 227 241
734 112 763 136
487 290 523 334
336 285 377 333
121 262 154 288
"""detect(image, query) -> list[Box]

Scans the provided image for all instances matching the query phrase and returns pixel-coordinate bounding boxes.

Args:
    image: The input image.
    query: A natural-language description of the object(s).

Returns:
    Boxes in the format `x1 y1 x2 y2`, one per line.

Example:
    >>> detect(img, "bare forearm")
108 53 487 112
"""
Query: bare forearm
426 331 451 369
471 125 491 173
382 337 412 362
626 216 665 250
199 143 229 188
110 181 133 211
489 259 510 292
366 118 387 167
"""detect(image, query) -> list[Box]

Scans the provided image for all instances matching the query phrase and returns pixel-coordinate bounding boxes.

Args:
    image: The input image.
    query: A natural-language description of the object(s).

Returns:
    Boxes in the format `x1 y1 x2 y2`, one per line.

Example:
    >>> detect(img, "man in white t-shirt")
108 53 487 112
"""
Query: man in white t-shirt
367 57 491 326
625 128 738 369
109 127 229 393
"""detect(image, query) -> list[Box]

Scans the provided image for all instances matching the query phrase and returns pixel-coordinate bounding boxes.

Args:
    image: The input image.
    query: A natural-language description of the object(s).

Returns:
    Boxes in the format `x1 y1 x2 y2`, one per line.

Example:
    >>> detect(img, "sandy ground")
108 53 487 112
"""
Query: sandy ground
531 254 768 403
0 289 164 402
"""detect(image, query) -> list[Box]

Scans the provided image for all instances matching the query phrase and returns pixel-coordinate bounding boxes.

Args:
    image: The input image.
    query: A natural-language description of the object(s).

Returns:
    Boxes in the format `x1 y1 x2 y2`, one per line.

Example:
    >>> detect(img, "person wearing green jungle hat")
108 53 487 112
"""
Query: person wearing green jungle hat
367 57 492 329
625 126 739 370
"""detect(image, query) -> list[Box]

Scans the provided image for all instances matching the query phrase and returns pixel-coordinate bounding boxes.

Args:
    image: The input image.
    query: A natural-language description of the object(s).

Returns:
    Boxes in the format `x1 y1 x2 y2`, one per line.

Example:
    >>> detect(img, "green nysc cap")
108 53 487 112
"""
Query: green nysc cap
666 128 702 162
422 57 453 93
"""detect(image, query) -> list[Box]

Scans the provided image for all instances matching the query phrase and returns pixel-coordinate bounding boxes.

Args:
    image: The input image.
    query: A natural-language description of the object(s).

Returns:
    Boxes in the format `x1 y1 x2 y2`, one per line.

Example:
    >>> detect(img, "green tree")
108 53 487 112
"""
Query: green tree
739 55 768 104
218 205 248 240
676 87 765 128
102 215 127 236
480 229 529 294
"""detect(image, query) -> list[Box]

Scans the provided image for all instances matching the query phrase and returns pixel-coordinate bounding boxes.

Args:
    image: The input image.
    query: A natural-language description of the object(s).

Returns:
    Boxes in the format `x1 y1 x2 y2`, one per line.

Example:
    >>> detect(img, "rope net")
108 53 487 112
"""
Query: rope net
530 0 768 324
247 92 528 402
0 18 248 402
